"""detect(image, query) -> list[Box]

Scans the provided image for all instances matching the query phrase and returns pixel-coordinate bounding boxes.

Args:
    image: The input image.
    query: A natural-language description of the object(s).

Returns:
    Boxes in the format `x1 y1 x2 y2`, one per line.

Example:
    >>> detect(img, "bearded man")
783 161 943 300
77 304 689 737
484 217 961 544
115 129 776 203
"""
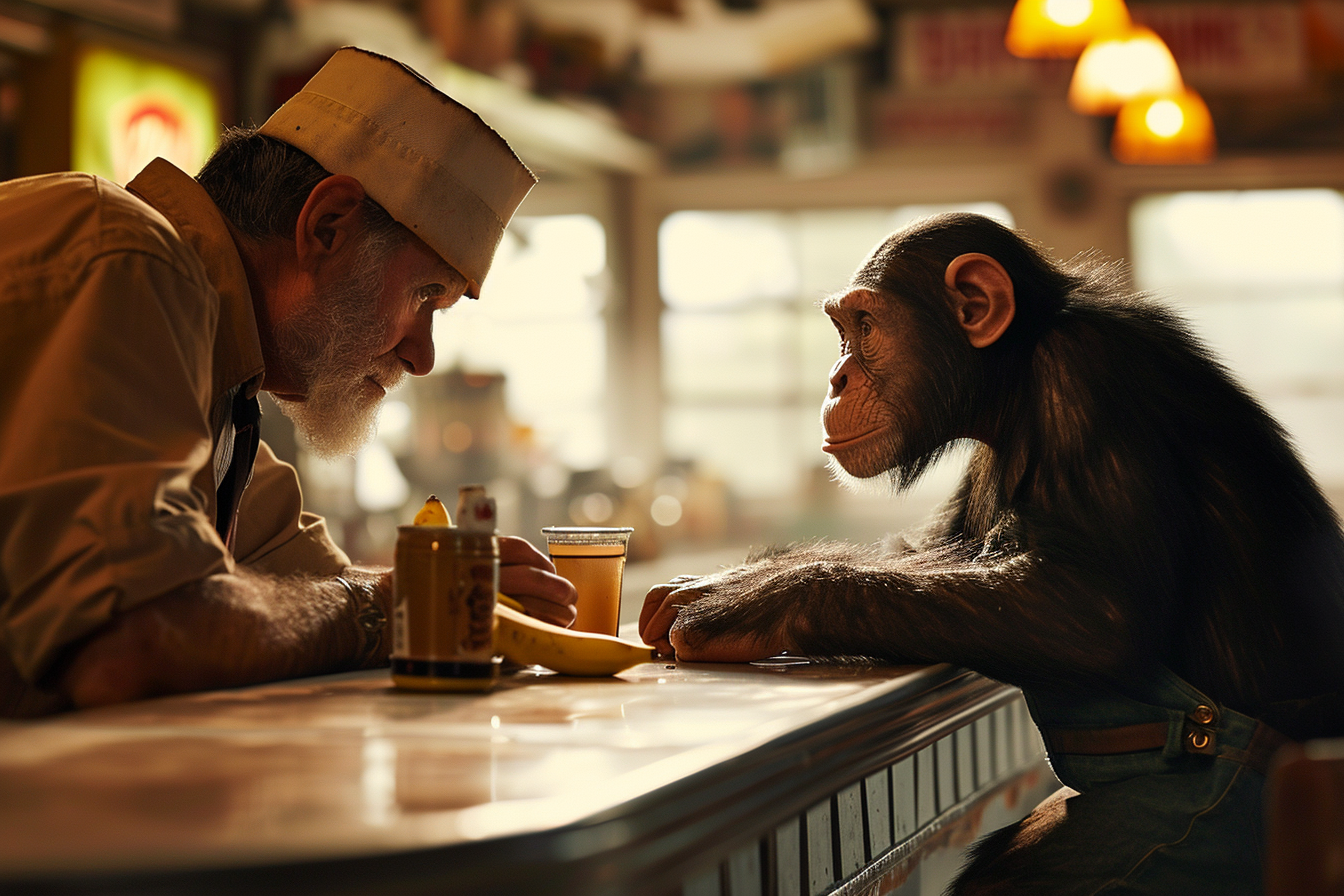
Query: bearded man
0 48 577 716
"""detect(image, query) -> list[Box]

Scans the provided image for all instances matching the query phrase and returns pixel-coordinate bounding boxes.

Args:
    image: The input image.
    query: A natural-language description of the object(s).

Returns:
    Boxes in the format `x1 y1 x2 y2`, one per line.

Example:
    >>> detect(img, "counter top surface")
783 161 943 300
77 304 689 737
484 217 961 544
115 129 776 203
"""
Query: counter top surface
0 659 959 877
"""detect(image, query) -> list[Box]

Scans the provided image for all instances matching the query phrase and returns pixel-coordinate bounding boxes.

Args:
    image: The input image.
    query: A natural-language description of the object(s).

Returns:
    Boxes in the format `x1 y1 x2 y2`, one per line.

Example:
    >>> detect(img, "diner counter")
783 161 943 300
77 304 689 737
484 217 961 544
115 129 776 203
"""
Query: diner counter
0 658 1056 896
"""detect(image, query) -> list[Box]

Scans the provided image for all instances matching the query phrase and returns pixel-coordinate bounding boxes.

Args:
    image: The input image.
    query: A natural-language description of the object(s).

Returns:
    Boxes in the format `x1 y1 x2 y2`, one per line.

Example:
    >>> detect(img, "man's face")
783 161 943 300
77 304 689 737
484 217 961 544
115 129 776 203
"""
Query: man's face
270 225 467 457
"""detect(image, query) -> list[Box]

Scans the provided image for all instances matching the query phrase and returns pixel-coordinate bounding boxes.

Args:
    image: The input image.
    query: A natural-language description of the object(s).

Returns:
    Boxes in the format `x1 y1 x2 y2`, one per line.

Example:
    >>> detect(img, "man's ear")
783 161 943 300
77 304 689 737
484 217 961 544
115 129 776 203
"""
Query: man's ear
944 252 1016 348
293 175 367 272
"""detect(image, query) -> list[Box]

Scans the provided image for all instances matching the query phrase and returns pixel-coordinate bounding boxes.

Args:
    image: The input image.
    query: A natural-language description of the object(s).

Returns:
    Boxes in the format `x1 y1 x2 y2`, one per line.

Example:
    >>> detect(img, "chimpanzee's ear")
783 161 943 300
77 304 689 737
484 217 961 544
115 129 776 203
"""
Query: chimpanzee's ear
945 253 1016 348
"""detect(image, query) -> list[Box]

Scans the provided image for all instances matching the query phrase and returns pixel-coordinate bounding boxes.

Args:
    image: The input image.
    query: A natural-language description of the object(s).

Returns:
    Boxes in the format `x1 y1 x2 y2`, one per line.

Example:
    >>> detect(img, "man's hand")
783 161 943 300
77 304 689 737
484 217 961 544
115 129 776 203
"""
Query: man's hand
499 535 577 627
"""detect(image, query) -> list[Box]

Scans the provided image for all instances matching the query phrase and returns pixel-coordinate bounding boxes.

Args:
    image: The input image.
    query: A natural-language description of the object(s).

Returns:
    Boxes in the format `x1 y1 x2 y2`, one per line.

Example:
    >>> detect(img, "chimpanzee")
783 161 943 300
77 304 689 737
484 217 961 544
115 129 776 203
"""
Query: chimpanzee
639 213 1344 894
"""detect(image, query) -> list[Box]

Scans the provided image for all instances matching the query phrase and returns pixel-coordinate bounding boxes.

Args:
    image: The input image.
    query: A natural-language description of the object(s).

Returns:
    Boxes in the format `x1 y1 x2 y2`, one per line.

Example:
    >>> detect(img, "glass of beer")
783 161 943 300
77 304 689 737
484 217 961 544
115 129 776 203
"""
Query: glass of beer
541 527 634 636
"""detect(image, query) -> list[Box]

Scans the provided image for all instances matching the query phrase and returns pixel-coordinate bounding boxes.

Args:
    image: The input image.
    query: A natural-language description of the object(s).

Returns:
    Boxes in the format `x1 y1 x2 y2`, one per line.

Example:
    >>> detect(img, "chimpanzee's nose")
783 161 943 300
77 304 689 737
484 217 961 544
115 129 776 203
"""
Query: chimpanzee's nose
828 356 849 397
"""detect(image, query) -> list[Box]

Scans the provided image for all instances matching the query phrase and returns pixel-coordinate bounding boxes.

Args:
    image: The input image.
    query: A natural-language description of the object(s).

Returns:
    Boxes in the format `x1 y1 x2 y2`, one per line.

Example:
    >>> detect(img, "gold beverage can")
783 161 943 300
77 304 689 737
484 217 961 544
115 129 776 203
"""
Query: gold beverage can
391 525 499 691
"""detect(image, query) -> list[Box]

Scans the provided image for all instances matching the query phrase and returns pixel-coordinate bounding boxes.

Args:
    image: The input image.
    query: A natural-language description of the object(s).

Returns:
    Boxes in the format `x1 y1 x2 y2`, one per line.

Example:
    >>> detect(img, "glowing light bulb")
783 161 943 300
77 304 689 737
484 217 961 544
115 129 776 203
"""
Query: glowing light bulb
1005 0 1130 59
1112 88 1215 165
1069 26 1183 115
1145 99 1184 137
1046 0 1094 27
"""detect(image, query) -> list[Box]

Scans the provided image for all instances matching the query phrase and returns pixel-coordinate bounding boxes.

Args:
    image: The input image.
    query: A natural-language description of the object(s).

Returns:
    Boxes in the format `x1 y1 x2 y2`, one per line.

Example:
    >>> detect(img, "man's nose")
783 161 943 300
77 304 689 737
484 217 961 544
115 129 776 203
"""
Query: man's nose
397 317 436 376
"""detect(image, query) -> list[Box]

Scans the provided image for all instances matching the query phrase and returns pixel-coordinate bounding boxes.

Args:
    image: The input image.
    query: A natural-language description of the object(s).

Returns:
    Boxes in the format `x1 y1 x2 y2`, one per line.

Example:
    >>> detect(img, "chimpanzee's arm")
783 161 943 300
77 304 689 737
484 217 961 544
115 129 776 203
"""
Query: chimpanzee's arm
639 540 1147 690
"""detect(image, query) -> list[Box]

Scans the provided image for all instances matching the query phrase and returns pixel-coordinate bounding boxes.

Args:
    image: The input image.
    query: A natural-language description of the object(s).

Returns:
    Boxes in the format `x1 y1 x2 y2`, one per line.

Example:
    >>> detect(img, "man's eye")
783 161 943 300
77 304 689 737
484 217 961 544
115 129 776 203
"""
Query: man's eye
416 285 455 310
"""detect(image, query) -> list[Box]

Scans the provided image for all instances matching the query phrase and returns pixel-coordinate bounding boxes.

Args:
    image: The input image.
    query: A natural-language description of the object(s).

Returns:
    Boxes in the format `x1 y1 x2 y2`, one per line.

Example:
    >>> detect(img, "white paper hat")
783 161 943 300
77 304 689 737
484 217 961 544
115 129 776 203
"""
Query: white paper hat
259 47 536 297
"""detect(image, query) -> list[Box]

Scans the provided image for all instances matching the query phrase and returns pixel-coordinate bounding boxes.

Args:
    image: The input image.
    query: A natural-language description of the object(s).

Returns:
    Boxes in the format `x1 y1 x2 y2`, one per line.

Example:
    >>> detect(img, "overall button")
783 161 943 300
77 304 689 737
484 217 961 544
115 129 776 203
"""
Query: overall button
1191 705 1216 726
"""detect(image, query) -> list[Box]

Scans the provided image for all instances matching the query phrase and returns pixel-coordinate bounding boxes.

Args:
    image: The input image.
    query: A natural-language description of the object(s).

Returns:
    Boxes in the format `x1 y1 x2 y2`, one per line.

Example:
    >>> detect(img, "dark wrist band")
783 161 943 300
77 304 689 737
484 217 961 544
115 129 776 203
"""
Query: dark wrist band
335 575 387 667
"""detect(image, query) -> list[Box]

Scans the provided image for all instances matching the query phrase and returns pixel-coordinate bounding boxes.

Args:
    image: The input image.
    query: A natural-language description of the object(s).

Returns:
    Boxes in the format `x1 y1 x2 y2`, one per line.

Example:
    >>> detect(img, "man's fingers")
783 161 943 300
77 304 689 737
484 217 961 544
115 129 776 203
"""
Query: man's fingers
498 535 556 573
495 535 574 626
497 556 573 605
499 563 578 628
513 594 576 627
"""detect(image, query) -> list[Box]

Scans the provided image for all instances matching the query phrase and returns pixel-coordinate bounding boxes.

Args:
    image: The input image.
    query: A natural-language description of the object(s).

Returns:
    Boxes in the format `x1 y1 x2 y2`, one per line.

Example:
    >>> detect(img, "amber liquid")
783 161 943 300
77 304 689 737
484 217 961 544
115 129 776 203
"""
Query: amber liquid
548 543 628 636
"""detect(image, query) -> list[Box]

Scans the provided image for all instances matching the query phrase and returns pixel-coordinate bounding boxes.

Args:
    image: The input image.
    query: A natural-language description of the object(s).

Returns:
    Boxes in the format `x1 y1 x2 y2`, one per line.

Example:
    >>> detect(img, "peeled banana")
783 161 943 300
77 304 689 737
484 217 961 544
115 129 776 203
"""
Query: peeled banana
494 601 654 677
412 494 451 526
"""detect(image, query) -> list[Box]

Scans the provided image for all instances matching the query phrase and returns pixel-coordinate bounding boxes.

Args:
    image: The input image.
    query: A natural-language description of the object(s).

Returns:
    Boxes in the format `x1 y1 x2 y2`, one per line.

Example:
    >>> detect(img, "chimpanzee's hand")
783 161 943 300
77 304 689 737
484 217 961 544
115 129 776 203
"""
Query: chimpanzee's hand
499 536 578 627
639 575 705 653
639 568 791 662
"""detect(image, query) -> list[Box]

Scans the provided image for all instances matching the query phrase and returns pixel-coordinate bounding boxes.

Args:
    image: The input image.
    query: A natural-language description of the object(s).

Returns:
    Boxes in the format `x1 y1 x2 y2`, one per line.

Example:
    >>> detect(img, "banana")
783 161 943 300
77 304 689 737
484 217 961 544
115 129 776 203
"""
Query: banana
412 494 451 526
494 601 655 677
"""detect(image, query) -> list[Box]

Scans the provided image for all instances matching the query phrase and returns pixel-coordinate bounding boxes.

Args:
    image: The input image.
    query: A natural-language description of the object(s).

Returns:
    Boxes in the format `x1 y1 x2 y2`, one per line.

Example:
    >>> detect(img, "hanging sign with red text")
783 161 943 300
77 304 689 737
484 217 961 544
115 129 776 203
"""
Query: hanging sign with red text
1134 2 1307 90
896 4 1308 95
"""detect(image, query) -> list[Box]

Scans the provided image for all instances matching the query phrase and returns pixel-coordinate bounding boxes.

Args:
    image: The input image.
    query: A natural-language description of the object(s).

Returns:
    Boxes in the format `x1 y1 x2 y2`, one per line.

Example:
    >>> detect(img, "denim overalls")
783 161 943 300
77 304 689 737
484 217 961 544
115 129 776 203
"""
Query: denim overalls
957 666 1286 895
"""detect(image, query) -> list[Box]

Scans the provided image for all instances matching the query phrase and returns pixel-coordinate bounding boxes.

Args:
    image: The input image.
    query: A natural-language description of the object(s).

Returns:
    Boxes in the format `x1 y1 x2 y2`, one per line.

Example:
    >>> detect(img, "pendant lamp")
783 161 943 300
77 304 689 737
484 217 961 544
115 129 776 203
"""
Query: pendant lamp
1069 26 1183 115
1005 0 1132 59
1112 88 1216 164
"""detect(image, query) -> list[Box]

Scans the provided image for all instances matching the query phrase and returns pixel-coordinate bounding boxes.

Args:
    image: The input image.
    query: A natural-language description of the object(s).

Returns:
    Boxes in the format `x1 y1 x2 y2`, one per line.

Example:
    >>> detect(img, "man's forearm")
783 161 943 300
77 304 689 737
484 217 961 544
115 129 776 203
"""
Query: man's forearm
60 566 387 709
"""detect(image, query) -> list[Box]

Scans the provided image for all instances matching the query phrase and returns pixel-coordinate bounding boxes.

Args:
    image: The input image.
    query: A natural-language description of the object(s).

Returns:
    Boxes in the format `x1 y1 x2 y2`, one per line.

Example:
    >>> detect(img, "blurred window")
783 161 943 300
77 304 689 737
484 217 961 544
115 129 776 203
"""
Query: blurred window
1130 189 1344 489
659 203 1013 498
429 214 609 470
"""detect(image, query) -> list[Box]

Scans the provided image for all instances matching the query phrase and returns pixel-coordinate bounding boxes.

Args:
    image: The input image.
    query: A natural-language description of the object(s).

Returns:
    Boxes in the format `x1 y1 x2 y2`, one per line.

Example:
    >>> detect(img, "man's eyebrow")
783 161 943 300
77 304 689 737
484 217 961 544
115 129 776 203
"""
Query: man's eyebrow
441 266 468 292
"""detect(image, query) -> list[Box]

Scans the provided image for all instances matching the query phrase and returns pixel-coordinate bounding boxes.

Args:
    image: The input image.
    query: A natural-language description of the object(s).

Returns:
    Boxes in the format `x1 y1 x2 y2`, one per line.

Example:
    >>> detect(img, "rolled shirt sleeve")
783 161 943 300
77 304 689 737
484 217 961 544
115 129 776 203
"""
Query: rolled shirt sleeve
233 441 351 577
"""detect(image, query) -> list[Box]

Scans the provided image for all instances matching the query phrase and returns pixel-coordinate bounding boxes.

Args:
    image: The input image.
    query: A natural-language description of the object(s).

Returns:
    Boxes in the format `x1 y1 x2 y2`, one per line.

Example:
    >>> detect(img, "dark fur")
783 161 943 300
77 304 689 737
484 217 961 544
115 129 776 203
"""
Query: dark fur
674 213 1344 740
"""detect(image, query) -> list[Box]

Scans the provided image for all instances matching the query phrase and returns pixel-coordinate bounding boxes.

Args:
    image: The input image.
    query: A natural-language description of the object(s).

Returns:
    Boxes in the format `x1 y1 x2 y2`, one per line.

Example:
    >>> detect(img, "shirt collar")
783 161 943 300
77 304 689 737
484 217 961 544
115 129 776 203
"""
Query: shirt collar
127 159 265 402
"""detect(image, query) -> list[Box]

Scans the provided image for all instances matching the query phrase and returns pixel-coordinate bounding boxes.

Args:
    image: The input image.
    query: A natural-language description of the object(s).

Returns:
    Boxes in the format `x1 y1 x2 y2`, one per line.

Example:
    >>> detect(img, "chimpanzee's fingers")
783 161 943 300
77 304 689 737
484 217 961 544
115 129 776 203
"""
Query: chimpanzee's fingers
639 580 700 636
638 585 673 645
669 625 778 663
640 586 705 653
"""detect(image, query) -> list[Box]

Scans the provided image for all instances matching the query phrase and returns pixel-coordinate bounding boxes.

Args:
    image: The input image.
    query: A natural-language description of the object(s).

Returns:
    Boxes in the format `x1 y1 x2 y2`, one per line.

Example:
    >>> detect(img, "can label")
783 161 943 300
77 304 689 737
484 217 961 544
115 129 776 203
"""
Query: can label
391 526 499 689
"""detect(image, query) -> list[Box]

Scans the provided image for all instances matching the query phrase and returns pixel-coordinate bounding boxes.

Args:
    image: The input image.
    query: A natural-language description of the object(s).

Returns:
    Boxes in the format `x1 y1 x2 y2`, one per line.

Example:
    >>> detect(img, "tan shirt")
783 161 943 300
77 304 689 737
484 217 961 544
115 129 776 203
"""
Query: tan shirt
0 159 350 715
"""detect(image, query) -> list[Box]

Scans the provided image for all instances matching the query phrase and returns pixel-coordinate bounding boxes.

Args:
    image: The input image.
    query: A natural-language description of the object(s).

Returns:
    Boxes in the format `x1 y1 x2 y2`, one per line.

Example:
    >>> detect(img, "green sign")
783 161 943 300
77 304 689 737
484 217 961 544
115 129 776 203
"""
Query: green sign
73 45 219 185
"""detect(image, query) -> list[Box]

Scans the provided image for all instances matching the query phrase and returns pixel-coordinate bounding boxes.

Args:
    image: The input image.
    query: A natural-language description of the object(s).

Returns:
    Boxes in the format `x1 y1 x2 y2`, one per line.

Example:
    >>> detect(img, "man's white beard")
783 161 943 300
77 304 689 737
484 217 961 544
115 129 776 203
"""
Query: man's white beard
270 234 405 458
